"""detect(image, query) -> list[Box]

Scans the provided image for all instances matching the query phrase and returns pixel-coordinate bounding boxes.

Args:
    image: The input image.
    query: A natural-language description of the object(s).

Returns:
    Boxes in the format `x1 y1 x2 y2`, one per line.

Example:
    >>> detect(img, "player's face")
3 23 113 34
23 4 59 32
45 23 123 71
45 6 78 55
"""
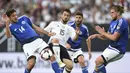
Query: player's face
75 15 83 25
110 9 118 20
61 11 70 23
9 12 18 23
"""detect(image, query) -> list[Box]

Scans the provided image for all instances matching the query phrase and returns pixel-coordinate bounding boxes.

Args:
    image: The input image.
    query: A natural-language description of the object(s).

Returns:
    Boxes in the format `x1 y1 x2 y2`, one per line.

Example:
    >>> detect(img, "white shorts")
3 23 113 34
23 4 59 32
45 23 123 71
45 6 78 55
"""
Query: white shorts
67 48 83 62
102 45 124 64
23 38 49 59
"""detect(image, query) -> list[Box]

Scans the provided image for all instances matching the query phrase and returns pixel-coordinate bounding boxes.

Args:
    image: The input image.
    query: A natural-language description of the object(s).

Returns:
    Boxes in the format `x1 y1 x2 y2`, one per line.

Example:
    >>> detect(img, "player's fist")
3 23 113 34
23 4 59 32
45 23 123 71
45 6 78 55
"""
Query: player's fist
48 32 56 36
76 27 80 35
65 43 71 49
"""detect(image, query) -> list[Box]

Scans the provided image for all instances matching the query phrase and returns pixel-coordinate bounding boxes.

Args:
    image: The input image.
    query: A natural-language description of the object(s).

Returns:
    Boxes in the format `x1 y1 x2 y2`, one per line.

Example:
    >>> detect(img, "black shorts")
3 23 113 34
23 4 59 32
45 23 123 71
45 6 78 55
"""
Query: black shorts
49 43 71 62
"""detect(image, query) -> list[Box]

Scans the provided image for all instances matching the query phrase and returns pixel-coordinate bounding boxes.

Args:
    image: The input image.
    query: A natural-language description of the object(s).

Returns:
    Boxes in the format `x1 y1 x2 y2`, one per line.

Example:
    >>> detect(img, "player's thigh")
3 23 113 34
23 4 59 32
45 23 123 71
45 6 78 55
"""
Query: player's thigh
107 54 124 64
67 50 74 59
71 49 83 63
60 45 71 61
23 38 48 59
37 39 49 54
102 46 120 65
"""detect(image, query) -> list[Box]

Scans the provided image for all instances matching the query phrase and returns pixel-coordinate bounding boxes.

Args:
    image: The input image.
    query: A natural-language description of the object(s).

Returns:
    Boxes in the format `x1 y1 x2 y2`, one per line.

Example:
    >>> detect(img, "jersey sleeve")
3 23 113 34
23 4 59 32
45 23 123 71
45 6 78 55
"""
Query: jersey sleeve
83 27 89 39
23 15 33 26
44 21 54 32
114 19 124 34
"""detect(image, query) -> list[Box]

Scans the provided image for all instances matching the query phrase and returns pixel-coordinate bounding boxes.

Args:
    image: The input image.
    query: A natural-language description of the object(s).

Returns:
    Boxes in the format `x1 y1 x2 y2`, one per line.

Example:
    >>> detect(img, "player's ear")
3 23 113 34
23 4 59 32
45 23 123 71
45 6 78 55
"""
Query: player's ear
117 12 120 16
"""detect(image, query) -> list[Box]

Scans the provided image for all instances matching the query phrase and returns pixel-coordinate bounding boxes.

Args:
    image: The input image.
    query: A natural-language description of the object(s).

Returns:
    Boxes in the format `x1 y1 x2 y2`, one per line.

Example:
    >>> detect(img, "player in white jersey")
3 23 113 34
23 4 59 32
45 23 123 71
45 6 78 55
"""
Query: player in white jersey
46 21 76 47
44 9 79 73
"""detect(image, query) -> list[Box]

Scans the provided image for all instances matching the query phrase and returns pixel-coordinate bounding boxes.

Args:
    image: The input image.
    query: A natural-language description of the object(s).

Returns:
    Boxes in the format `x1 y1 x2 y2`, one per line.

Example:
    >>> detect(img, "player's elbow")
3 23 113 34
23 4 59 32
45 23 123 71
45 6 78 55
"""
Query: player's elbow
110 36 118 41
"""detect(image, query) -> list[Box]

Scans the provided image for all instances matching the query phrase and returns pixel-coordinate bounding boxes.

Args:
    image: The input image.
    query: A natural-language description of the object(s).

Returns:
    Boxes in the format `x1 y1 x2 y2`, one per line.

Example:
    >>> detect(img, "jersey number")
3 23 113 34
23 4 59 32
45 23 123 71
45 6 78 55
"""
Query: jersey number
19 26 25 33
60 29 65 36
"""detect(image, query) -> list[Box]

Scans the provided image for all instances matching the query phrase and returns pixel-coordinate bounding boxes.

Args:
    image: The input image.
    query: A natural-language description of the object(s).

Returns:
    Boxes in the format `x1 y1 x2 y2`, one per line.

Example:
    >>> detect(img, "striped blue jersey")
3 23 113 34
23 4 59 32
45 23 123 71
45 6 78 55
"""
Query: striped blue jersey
9 15 39 45
108 18 129 54
67 21 89 49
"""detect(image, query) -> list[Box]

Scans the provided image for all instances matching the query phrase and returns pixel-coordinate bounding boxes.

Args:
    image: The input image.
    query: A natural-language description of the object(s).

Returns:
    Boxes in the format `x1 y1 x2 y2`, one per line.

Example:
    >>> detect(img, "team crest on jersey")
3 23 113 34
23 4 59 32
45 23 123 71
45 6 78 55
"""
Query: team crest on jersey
22 21 26 24
117 25 120 30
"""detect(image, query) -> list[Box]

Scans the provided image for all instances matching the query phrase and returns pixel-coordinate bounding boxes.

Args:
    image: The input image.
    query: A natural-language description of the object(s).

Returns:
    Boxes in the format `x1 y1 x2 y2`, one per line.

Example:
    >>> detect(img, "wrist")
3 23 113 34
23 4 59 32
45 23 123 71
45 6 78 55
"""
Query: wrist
95 34 99 38
47 32 49 36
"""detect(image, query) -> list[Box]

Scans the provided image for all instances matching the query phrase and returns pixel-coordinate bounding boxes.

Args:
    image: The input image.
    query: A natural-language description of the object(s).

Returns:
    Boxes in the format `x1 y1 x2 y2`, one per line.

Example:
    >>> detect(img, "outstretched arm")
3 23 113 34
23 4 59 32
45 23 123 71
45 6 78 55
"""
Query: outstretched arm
95 26 120 41
32 24 55 36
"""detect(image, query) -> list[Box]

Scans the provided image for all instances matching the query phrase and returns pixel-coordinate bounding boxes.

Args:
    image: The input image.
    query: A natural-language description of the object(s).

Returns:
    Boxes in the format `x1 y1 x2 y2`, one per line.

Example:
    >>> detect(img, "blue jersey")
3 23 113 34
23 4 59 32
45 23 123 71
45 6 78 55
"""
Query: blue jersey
9 15 39 45
67 21 89 49
108 18 129 54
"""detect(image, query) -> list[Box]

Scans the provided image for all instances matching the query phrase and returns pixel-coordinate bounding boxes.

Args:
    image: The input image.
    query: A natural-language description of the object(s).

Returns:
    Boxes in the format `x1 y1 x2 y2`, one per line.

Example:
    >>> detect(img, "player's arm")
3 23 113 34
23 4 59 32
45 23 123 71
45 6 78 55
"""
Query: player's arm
25 16 54 36
2 14 12 38
86 38 92 60
32 24 52 36
84 28 92 59
95 26 120 41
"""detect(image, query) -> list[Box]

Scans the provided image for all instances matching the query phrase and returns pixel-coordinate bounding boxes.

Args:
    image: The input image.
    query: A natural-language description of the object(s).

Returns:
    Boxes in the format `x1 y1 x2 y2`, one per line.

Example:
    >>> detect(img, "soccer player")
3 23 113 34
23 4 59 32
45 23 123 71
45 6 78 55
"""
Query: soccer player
88 5 129 73
66 11 91 73
44 9 79 73
2 9 54 73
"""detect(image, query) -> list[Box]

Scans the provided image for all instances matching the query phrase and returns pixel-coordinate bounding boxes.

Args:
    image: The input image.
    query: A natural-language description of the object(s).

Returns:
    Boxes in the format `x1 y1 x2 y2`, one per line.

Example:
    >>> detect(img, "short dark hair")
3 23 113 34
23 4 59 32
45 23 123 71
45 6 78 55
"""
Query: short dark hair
75 11 83 17
62 9 71 14
6 9 16 17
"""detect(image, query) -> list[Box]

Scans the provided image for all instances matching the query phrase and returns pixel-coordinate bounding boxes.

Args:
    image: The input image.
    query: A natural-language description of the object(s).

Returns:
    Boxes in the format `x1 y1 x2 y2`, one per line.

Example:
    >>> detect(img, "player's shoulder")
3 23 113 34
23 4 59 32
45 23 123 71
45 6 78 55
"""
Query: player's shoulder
67 24 75 30
81 24 88 30
67 21 75 26
18 15 29 19
117 18 127 27
50 21 60 24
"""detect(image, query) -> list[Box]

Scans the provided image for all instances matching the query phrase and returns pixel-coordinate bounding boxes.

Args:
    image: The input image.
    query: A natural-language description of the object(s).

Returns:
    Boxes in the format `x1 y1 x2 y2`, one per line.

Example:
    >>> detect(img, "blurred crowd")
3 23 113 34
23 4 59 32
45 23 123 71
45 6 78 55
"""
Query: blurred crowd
0 0 130 28
0 0 130 52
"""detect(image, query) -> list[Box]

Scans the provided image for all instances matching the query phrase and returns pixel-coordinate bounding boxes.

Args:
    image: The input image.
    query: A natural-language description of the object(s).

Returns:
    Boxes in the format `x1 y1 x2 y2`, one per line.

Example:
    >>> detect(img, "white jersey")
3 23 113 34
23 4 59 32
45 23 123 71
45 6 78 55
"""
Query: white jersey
44 21 76 47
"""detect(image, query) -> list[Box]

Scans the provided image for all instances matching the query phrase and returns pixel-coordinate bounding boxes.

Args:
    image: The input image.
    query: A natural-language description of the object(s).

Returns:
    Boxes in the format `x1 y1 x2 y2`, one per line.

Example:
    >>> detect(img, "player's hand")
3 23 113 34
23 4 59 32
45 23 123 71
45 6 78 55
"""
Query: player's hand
88 52 92 60
95 26 105 34
48 32 56 36
76 27 80 35
2 14 10 24
65 43 71 49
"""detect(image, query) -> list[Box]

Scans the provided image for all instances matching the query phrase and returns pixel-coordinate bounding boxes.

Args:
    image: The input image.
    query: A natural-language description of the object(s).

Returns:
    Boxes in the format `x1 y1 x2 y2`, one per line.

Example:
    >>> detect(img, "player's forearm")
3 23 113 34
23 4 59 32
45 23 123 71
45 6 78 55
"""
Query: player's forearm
5 22 12 38
32 24 49 35
96 34 106 40
36 28 49 35
100 32 117 41
86 39 91 52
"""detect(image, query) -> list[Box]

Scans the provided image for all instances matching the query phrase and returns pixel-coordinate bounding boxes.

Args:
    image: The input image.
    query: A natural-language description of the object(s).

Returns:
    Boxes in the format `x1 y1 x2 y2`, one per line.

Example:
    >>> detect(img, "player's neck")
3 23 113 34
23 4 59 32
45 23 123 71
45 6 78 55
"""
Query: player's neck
117 16 122 20
61 20 67 24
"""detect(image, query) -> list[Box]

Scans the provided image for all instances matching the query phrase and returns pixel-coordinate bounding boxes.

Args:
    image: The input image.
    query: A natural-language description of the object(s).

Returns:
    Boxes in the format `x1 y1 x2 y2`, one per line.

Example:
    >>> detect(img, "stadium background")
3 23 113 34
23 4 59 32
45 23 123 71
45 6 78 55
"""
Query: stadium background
0 0 130 73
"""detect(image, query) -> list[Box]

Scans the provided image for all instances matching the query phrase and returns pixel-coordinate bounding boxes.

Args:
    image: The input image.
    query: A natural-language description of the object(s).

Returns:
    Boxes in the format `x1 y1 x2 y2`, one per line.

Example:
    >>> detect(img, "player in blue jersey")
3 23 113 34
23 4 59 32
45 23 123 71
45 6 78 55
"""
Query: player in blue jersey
2 9 55 73
87 5 129 73
66 11 92 73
